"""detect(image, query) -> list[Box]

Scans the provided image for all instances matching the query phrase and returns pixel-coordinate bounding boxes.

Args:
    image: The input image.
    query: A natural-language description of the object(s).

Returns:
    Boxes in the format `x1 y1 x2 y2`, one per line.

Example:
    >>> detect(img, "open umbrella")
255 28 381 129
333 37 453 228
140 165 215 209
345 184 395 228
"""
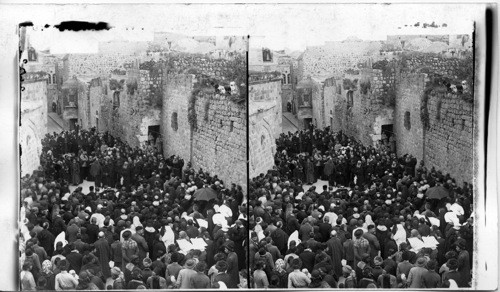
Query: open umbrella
425 185 449 200
193 187 218 201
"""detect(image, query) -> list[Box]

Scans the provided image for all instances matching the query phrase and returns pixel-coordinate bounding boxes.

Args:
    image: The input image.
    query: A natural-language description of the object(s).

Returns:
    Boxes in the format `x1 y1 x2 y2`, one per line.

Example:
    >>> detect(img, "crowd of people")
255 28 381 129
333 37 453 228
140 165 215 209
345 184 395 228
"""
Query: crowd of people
19 127 247 290
248 127 473 289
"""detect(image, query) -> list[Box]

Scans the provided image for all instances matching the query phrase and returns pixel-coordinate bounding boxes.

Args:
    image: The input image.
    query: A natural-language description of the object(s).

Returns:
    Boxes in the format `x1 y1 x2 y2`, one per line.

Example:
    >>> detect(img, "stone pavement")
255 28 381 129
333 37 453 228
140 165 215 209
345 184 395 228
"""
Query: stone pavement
282 112 301 131
302 179 349 194
69 179 95 193
281 113 298 133
48 112 66 132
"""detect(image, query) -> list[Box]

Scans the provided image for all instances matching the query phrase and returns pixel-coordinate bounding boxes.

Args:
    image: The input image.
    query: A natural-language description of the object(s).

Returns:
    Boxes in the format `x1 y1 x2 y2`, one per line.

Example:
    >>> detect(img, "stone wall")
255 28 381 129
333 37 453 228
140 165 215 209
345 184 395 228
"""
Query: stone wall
192 92 247 190
20 78 48 176
401 53 465 77
162 74 193 162
106 67 163 148
249 80 282 178
424 89 474 184
298 41 382 81
395 73 426 161
66 53 138 79
322 77 337 130
326 69 394 146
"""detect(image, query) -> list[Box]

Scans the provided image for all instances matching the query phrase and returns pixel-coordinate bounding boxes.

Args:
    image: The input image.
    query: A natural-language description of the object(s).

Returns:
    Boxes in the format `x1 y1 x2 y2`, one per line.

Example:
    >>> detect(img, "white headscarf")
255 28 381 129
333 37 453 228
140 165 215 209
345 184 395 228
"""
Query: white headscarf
162 225 175 250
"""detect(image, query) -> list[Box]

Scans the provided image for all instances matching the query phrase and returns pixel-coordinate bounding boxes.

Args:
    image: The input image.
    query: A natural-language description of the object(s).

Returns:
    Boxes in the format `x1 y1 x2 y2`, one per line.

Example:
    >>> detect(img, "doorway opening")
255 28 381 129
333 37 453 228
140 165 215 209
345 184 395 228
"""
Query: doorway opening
303 118 313 129
69 118 78 131
381 124 394 141
148 125 161 144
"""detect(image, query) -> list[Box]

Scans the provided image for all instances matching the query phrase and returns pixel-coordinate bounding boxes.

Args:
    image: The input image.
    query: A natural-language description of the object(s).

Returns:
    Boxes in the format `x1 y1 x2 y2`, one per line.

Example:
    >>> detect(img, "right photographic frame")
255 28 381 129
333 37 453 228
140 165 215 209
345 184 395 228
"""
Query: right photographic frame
247 3 496 290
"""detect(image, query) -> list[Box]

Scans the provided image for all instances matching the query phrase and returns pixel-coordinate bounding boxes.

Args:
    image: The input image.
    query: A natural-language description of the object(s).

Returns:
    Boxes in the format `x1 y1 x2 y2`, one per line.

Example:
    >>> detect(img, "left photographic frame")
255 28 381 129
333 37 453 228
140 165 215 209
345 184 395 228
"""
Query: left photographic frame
18 22 249 290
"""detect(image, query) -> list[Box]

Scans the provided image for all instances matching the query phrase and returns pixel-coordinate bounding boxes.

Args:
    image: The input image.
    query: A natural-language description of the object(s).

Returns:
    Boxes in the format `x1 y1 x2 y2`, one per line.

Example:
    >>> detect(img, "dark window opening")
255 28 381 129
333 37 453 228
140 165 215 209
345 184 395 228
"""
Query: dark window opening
230 121 234 132
347 90 354 107
262 48 272 62
171 112 178 131
404 111 411 130
52 74 57 84
461 119 466 130
219 120 223 128
113 91 120 109
287 74 291 84
28 48 37 62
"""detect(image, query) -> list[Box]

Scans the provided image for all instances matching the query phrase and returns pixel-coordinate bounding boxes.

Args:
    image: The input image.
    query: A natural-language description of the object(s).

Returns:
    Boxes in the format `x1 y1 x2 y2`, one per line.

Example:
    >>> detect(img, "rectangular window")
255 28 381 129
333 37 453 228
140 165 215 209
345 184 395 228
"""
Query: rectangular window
113 91 120 109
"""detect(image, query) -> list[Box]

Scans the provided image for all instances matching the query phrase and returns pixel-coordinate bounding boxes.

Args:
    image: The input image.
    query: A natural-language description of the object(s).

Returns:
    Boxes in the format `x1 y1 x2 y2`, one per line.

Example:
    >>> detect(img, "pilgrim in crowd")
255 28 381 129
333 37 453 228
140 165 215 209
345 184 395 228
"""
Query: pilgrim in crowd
19 127 248 290
248 126 473 289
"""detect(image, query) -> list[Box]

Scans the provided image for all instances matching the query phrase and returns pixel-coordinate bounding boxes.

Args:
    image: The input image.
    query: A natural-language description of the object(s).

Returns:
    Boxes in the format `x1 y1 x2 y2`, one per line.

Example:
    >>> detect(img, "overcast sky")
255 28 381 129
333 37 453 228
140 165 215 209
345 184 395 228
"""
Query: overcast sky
21 3 486 53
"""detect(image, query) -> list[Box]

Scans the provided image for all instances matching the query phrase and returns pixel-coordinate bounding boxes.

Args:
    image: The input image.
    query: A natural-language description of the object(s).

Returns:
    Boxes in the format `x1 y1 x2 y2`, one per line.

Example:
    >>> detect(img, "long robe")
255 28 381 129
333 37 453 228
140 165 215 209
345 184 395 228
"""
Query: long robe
226 251 239 288
457 250 471 286
326 237 344 278
71 161 80 185
95 237 111 279
305 160 315 184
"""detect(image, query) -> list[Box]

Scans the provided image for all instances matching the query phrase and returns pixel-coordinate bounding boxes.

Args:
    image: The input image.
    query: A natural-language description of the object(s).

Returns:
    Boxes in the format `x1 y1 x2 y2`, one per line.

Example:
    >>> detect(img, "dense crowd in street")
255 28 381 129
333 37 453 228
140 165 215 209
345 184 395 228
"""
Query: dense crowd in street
248 127 473 288
19 127 247 290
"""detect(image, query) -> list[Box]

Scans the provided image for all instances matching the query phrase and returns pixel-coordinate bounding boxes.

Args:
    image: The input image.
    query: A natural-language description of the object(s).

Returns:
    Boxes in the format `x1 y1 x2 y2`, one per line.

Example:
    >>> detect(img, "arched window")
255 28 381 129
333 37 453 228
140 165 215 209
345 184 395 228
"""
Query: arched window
282 74 286 85
171 112 178 131
261 135 266 146
404 111 411 130
52 74 57 84
287 74 291 84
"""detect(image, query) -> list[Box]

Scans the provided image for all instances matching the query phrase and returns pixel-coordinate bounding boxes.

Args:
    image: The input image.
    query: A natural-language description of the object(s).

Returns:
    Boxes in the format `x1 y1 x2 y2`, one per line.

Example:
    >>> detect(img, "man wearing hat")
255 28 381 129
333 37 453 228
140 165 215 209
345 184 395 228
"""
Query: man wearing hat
121 230 139 271
224 241 239 288
175 258 197 288
406 257 427 288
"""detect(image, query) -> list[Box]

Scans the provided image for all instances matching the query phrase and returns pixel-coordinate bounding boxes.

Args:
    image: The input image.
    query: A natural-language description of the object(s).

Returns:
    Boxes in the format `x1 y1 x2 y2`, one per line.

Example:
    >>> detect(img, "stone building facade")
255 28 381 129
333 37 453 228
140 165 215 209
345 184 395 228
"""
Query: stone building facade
20 73 48 176
191 91 247 190
249 77 282 178
320 52 474 184
323 68 396 146
394 73 426 161
395 72 474 184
